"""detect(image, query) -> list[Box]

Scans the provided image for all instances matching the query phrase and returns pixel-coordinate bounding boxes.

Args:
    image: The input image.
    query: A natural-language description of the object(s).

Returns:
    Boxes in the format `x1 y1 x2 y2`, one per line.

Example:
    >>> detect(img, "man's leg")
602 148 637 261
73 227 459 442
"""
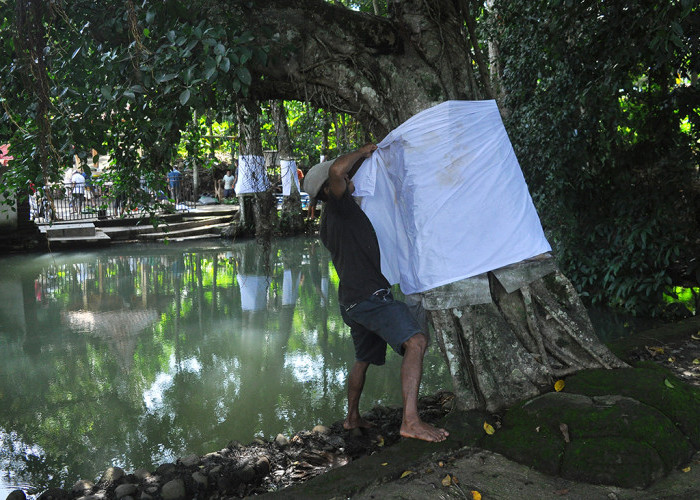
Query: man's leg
344 360 374 430
399 333 449 442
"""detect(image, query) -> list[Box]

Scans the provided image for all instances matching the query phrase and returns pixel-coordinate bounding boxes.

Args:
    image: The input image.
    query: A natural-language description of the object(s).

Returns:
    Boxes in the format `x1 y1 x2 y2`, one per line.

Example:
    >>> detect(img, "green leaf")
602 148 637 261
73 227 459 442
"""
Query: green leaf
664 378 675 389
203 66 216 80
236 67 252 86
130 85 145 93
156 73 177 83
179 89 191 106
100 85 112 100
143 28 150 37
220 57 230 73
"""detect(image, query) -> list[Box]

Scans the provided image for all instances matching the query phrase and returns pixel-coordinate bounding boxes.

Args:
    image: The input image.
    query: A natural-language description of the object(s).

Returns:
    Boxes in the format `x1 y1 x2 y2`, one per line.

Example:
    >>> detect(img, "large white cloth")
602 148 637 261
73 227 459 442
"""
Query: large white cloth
280 159 300 196
235 155 270 194
352 100 551 295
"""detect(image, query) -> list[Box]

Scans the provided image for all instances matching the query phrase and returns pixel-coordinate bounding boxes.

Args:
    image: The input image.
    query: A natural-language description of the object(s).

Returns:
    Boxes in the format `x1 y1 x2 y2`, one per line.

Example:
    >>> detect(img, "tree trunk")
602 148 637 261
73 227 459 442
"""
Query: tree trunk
237 99 277 240
228 0 628 410
423 255 627 412
271 101 305 235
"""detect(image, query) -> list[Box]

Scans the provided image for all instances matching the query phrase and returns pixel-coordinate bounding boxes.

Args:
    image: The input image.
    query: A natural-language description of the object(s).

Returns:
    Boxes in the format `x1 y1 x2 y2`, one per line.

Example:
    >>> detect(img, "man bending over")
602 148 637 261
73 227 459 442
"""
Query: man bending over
304 144 448 443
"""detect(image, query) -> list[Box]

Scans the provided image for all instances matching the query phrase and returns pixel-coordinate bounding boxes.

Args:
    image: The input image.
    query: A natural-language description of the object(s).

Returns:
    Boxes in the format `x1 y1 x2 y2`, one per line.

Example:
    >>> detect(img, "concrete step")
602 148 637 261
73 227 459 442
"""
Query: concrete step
137 222 230 241
102 215 234 241
44 222 96 238
45 229 111 247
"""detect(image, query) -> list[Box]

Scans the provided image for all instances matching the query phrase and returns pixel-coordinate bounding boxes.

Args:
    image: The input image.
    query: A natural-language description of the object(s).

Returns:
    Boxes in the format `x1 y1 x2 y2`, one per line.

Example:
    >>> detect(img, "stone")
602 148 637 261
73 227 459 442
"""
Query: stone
482 369 698 488
179 453 200 467
154 463 177 477
37 488 71 500
312 425 331 435
99 467 125 484
160 478 186 500
255 456 271 476
132 469 151 480
192 471 208 488
71 480 94 494
6 491 27 500
114 483 138 498
235 463 256 483
275 433 289 446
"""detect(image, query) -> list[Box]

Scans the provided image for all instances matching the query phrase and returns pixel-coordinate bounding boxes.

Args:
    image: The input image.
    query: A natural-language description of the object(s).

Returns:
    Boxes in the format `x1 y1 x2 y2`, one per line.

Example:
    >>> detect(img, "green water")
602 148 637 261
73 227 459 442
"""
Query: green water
0 237 451 497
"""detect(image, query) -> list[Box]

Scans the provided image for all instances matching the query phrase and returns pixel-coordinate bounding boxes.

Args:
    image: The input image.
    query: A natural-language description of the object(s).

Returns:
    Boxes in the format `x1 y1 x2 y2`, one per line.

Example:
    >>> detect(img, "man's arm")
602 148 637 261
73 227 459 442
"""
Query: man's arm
328 143 377 199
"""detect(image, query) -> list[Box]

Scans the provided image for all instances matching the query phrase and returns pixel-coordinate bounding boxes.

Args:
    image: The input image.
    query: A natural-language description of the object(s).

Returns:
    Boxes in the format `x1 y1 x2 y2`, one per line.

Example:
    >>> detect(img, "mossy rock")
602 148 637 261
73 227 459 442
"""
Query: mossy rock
478 367 699 488
561 436 664 488
565 363 700 447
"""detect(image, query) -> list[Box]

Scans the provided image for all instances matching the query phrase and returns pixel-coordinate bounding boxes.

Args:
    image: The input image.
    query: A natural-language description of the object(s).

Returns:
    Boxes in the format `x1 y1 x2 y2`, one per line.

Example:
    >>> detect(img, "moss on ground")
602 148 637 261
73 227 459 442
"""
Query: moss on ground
476 366 699 488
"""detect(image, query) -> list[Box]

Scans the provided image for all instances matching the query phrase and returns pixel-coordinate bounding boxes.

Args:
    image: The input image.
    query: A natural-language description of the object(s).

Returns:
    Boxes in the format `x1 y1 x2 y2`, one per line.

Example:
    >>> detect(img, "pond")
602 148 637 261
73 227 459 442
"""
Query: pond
0 237 452 497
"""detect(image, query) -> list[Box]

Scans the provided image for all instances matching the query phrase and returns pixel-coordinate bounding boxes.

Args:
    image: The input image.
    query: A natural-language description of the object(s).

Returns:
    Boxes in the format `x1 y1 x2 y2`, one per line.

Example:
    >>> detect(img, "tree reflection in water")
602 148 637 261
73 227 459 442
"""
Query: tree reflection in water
0 237 450 494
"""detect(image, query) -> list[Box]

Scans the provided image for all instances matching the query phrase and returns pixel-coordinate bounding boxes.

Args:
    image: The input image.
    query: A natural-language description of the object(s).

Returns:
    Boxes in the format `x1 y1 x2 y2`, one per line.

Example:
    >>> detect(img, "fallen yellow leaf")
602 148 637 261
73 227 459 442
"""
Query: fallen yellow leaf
381 462 388 466
554 379 565 392
441 474 452 486
646 346 665 355
693 359 700 365
668 357 676 363
438 461 445 467
682 466 691 472
377 436 385 447
400 470 414 478
691 332 700 341
471 490 482 500
483 421 495 435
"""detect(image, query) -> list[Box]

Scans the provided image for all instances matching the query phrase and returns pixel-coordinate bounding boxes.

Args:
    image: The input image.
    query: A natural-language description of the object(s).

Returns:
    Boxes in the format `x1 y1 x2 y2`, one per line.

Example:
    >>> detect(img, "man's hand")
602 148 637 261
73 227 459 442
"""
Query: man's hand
359 143 378 157
328 144 377 199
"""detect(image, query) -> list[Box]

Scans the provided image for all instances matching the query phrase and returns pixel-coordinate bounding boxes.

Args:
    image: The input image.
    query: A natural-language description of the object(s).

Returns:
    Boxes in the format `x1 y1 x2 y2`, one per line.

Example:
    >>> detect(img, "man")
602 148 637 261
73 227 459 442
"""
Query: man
71 168 86 214
222 168 236 199
167 164 183 203
304 144 448 443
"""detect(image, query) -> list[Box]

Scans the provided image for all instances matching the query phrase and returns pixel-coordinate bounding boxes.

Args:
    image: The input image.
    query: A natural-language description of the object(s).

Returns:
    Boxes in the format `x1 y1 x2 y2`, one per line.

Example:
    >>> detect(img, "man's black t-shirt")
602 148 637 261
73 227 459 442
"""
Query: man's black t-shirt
320 188 390 307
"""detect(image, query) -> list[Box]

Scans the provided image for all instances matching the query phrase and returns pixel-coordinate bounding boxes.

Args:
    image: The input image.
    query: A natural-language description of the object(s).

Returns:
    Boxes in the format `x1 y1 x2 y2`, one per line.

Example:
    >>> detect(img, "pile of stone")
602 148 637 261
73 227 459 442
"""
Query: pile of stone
5 393 455 500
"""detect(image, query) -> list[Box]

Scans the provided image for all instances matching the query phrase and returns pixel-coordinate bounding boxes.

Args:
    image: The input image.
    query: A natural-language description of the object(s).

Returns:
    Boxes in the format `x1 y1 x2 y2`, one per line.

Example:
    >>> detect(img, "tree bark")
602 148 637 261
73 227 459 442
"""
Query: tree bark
237 99 277 240
271 100 305 235
240 0 480 137
424 256 628 412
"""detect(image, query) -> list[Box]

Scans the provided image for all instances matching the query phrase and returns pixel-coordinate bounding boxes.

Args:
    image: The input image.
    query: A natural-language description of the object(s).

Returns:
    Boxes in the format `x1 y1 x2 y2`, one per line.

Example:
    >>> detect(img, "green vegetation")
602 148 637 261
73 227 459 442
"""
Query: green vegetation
489 0 699 316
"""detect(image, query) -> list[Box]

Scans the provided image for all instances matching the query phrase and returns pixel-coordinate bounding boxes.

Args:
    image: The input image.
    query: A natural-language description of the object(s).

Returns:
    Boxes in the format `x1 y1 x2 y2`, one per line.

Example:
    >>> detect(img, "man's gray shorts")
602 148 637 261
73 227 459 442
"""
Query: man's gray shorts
340 289 423 365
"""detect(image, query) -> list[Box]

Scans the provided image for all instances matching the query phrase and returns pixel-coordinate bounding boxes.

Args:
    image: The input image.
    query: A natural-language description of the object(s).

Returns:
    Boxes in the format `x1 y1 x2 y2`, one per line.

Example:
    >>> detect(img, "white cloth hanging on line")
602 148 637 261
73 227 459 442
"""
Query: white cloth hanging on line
352 100 551 295
280 159 300 196
235 155 270 194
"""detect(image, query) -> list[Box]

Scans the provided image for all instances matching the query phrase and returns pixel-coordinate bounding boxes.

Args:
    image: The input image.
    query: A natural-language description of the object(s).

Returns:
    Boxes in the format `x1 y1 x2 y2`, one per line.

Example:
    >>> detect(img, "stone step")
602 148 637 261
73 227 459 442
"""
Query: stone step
44 222 96 238
137 222 230 241
102 215 233 241
45 229 111 246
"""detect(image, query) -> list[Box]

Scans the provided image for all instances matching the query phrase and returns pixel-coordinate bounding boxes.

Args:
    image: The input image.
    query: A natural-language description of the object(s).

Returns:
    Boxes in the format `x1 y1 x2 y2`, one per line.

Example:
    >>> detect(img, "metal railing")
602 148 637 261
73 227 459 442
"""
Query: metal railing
30 182 195 223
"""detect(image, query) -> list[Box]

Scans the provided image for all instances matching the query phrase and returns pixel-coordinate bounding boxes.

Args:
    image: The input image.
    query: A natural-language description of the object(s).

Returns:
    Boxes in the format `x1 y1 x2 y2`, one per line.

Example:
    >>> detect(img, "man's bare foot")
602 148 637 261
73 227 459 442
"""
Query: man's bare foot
400 420 449 442
343 416 375 430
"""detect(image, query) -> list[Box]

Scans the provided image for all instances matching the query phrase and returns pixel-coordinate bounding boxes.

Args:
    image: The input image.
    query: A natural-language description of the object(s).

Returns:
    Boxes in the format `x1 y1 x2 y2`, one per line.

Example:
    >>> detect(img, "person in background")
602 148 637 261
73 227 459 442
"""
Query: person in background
167 164 183 204
223 168 236 199
71 168 86 214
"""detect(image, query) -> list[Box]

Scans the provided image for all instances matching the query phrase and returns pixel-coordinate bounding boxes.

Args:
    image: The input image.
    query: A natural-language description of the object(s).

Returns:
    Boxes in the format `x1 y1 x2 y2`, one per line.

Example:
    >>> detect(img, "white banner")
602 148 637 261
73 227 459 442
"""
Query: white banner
235 155 270 194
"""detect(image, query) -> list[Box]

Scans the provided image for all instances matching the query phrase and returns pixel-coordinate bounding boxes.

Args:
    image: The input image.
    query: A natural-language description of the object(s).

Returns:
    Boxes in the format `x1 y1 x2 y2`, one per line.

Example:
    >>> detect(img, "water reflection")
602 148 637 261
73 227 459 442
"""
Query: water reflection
0 238 450 496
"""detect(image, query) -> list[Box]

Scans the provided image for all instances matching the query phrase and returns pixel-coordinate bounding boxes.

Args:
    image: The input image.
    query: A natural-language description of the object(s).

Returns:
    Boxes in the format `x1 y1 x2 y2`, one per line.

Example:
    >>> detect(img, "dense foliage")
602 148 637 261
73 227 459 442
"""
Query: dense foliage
490 0 699 316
